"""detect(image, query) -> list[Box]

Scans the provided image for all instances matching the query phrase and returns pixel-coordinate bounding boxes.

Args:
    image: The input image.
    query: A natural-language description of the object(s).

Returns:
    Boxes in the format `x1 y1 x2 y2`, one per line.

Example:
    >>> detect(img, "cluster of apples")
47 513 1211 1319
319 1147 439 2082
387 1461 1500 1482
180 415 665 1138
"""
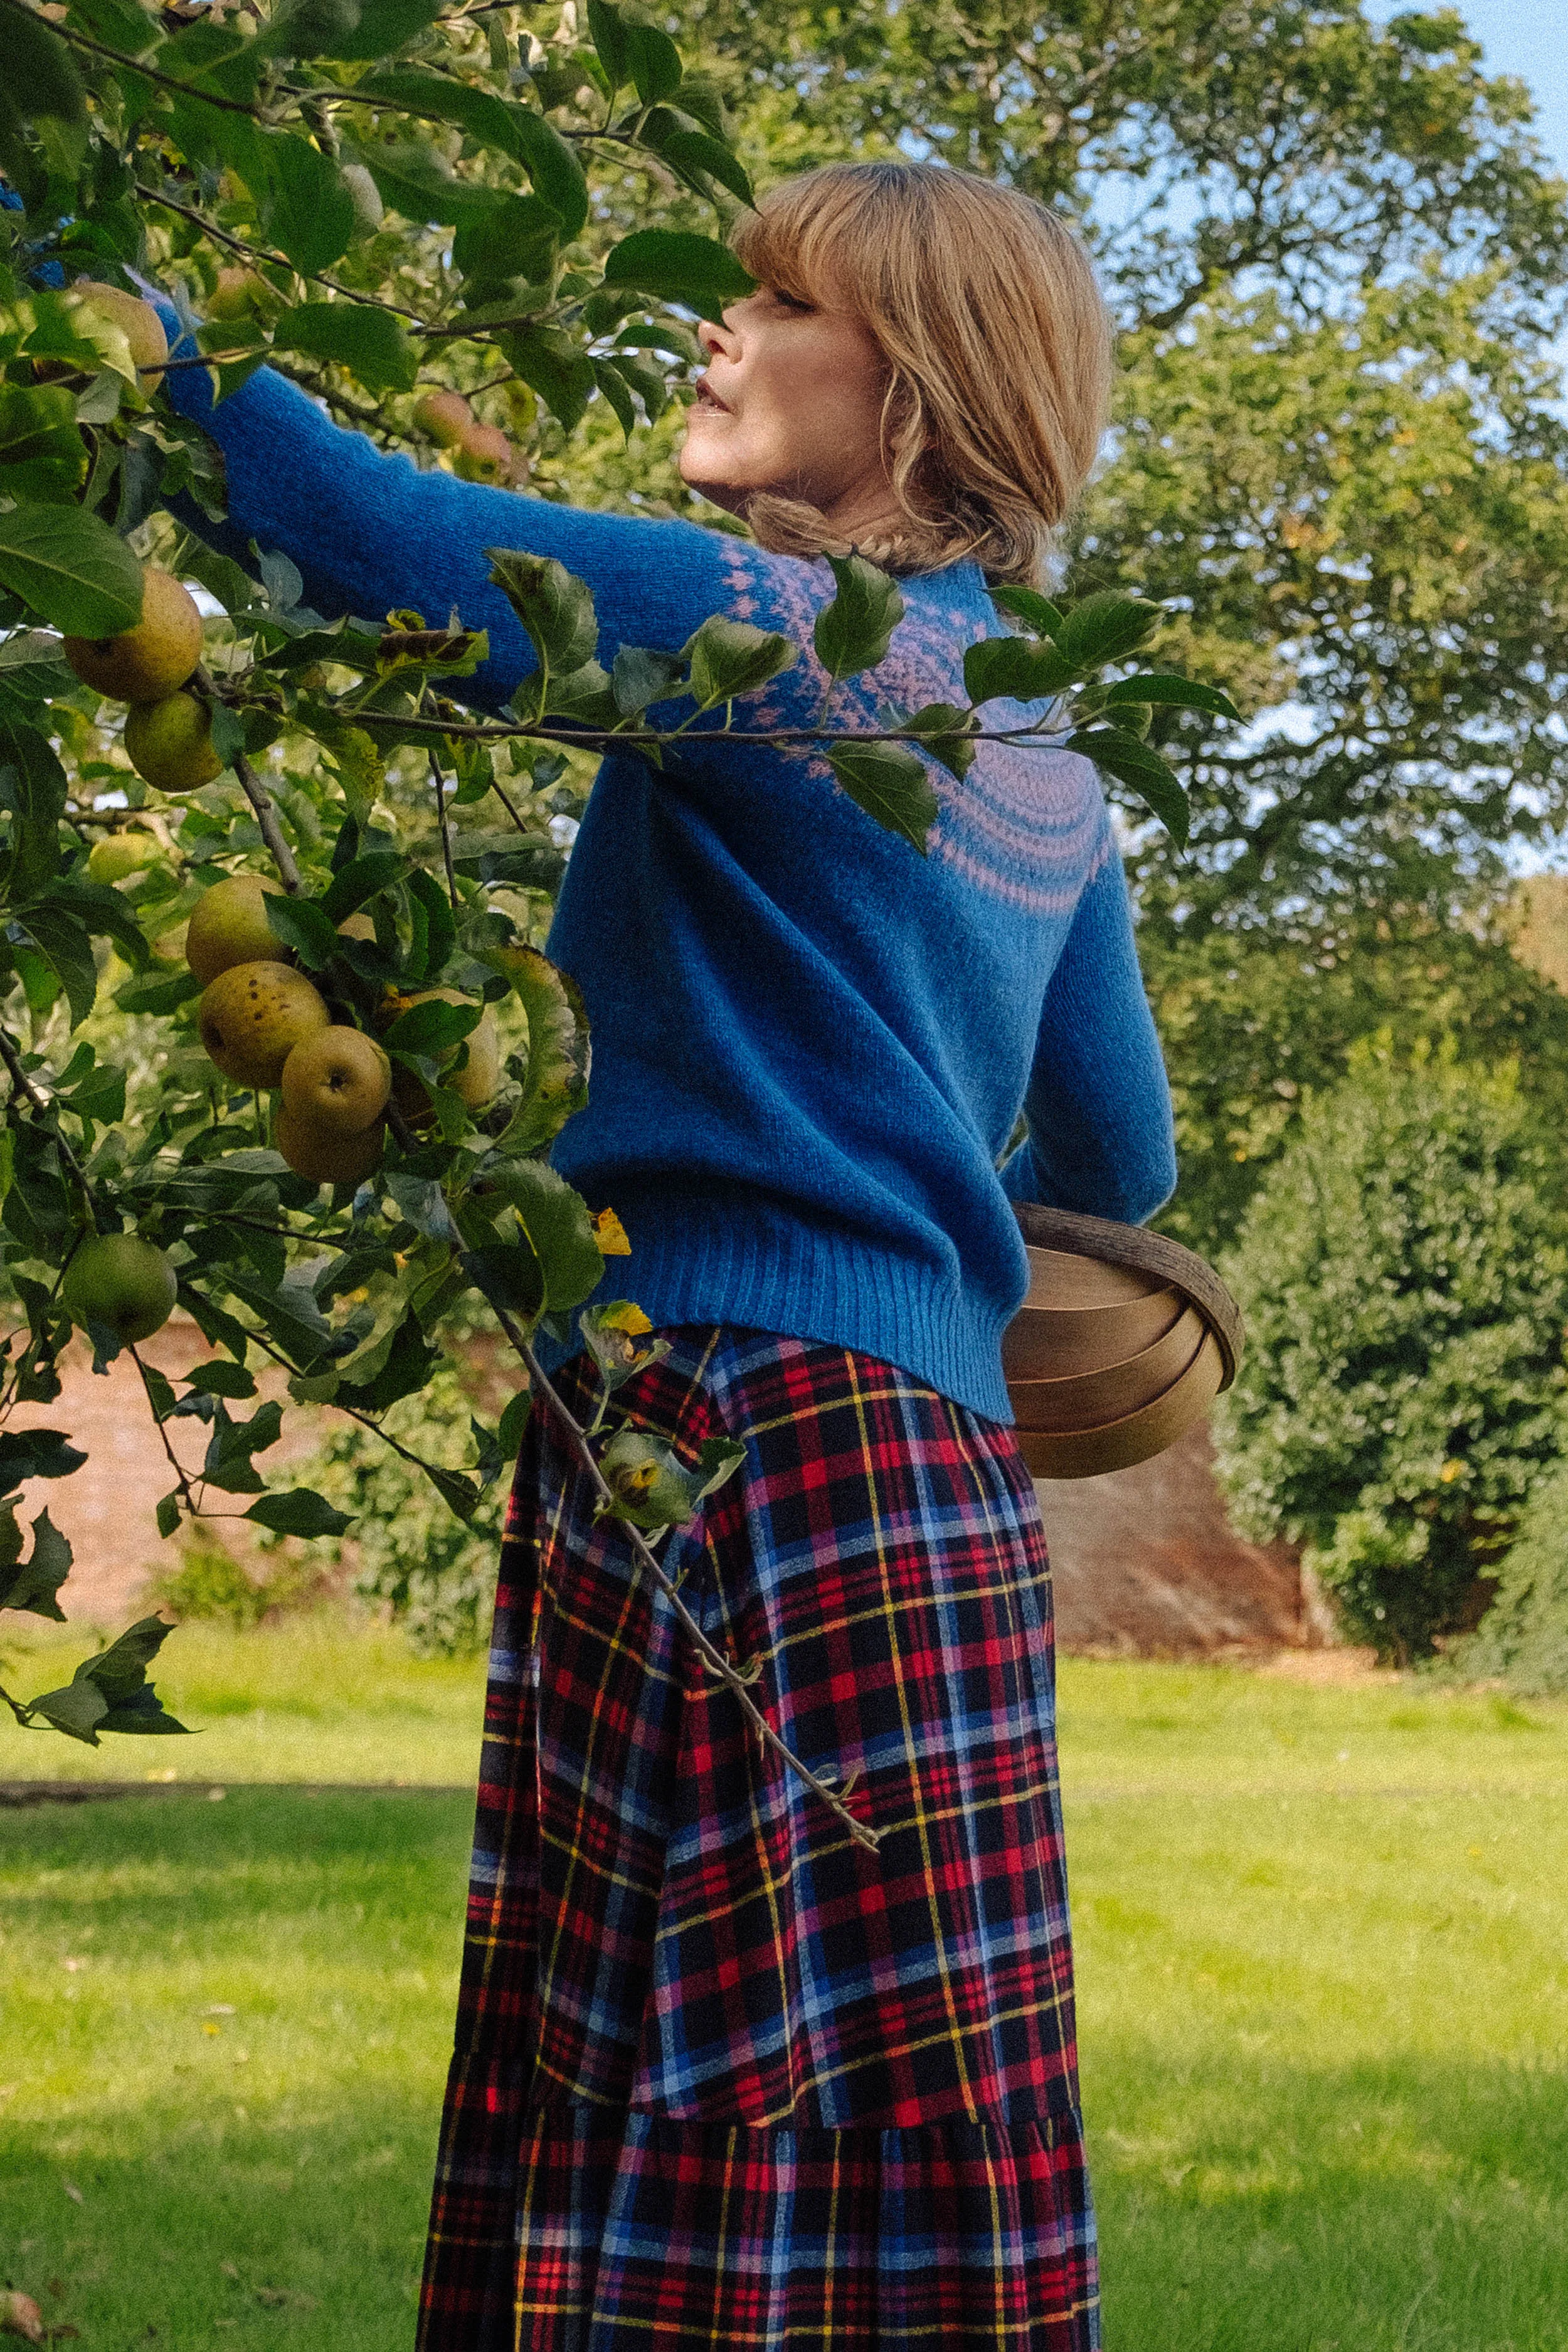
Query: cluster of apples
413 389 526 489
181 874 501 1185
51 289 226 797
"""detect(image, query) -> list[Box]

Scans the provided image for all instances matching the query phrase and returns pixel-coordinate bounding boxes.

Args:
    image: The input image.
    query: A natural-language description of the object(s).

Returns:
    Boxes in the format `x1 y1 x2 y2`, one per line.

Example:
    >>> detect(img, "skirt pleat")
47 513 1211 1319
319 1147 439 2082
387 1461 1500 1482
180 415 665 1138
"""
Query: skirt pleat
418 1327 1099 2351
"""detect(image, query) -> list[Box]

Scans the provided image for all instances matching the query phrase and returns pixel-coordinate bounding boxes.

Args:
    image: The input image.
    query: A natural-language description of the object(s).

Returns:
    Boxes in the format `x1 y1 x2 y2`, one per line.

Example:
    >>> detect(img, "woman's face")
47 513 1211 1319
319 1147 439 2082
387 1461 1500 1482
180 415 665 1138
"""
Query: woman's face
679 287 897 531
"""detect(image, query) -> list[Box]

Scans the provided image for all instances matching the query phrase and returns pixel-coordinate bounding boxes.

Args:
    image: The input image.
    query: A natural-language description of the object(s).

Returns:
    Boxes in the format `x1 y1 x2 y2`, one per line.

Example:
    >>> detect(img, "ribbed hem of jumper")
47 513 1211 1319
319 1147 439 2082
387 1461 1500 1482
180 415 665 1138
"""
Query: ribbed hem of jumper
589 1187 1015 1425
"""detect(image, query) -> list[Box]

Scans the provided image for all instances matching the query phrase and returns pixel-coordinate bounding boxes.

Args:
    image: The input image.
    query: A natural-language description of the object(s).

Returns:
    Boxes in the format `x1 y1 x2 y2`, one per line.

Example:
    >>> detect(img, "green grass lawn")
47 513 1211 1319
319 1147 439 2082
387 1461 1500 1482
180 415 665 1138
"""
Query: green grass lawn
3 1618 1567 2349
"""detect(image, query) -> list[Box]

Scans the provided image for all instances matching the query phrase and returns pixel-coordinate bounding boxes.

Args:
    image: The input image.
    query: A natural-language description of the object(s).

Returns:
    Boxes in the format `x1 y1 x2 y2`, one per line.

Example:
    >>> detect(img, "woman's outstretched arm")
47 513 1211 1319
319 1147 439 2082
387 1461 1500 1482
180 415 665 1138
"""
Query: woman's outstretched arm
1000 839 1177 1226
158 331 750 714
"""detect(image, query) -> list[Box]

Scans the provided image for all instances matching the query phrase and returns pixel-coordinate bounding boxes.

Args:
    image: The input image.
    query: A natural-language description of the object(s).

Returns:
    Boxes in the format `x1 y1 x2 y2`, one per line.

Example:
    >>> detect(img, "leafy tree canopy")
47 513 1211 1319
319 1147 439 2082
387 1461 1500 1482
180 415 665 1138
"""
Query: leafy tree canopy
682 0 1568 924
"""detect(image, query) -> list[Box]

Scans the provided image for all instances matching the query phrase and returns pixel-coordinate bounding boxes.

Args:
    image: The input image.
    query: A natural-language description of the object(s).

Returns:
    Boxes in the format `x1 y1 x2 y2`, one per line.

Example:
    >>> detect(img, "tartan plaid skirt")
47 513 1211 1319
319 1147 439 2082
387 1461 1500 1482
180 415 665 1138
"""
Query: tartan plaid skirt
418 1327 1099 2350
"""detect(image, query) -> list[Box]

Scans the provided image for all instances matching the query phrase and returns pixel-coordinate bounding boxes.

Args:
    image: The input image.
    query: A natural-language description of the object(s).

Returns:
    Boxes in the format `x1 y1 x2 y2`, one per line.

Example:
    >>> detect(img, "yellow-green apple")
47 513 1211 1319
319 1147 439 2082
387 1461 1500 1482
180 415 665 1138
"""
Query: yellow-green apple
198 963 329 1089
64 566 203 702
185 874 290 987
61 1232 178 1343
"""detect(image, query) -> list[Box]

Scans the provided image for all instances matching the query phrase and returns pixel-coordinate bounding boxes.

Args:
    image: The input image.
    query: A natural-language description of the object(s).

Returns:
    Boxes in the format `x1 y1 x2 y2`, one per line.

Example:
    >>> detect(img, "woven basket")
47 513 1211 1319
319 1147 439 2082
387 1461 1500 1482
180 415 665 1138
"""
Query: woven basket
1004 1203 1244 1479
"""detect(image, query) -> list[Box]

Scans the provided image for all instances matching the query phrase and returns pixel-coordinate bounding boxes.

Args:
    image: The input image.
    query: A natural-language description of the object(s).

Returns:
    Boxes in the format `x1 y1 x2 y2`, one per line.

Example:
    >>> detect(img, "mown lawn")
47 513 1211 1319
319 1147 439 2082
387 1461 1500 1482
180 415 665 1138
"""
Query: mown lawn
3 1618 1567 2349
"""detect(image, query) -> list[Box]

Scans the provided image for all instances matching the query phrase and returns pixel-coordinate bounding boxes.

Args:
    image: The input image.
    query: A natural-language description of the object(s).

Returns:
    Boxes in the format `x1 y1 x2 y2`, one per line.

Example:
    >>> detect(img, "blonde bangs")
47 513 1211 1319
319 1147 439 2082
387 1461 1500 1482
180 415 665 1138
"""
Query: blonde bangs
727 163 1114 585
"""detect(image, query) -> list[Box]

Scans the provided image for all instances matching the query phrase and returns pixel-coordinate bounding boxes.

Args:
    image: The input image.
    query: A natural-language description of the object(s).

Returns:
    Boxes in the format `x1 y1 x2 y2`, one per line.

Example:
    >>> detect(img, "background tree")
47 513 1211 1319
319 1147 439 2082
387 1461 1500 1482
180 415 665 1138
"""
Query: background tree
675 0 1568 928
1214 1049 1568 1663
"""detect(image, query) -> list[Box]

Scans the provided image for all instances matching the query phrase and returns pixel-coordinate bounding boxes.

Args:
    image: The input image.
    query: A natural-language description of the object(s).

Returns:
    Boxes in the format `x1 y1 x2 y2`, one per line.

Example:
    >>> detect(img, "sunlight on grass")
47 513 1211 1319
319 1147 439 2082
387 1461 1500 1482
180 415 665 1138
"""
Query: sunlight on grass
3 1623 1567 2347
0 1615 487 1786
1055 1658 1568 1799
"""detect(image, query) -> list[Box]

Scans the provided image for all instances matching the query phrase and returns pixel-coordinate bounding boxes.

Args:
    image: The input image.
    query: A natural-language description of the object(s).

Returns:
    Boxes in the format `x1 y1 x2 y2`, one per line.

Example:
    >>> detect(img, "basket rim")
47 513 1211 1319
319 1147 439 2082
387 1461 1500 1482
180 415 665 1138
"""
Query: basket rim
1012 1202 1243 1391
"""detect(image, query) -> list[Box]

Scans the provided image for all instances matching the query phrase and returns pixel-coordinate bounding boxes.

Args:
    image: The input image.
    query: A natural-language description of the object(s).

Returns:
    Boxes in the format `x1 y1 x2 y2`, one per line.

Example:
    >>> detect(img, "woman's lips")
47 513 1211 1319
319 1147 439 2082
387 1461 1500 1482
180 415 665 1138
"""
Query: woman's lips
695 375 732 411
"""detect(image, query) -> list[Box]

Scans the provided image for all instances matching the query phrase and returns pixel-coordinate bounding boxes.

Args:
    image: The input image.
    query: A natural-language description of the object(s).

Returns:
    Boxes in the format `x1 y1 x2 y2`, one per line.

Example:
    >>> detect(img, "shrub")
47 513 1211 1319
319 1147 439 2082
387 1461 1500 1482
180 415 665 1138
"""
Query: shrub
1213 1048 1568 1661
1143 909 1568 1258
262 1356 507 1658
1445 1454 1568 1695
147 1525 332 1628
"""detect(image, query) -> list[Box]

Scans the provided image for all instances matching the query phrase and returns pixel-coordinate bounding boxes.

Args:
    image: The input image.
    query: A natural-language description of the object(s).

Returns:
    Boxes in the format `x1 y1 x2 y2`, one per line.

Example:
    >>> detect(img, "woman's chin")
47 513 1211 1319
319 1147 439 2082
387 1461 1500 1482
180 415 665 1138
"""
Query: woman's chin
676 449 751 516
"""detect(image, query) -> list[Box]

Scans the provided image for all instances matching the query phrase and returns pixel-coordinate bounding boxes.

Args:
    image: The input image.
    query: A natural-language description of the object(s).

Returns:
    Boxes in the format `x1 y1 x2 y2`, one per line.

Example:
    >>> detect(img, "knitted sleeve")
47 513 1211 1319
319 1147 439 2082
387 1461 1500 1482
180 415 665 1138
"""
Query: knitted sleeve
1000 842 1177 1226
159 340 744 712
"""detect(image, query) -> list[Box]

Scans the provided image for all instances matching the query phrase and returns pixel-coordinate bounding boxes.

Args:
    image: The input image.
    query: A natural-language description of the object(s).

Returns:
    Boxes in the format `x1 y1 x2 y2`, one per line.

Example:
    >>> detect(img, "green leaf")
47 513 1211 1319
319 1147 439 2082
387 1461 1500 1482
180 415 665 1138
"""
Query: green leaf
452 191 561 291
365 72 587 232
424 1461 482 1522
63 0 161 55
352 141 502 228
317 0 444 60
988 584 1063 637
252 0 364 58
244 1488 356 1539
482 1159 604 1312
356 67 527 156
1052 593 1162 672
682 614 795 707
202 1399 285 1494
321 850 408 920
19 904 97 1027
258 135 356 273
1065 727 1191 848
382 996 482 1056
0 503 144 636
487 941 591 1153
499 323 596 430
180 1360 258 1399
0 381 89 502
612 644 685 716
497 1387 531 1459
29 1614 187 1743
652 126 753 208
503 108 589 239
902 701 978 781
585 0 629 88
1101 672 1242 724
963 632 1074 707
0 711 68 899
542 658 619 727
28 1673 109 1744
825 739 940 854
263 892 340 969
813 553 905 687
623 16 683 104
601 230 755 318
335 1312 439 1414
591 356 637 440
0 1506 72 1621
599 346 669 425
155 1490 181 1540
272 302 417 395
114 968 202 1015
486 548 599 676
53 874 152 970
6 6 85 128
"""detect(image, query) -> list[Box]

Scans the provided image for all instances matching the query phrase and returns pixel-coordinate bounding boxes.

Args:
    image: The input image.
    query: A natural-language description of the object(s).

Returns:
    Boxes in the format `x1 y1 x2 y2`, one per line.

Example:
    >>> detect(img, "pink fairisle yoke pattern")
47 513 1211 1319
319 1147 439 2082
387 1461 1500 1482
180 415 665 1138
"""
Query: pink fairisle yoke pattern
716 539 1113 918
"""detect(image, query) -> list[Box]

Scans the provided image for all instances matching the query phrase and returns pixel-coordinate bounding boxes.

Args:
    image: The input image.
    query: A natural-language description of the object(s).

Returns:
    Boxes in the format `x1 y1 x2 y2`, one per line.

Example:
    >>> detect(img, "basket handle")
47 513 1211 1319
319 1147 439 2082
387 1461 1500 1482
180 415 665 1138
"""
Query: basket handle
1011 1202 1244 1392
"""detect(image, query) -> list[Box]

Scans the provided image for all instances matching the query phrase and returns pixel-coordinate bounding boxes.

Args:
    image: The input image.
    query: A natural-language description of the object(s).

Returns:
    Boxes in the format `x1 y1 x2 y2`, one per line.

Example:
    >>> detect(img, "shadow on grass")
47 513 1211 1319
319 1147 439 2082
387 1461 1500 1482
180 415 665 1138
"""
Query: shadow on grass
2 1789 474 2351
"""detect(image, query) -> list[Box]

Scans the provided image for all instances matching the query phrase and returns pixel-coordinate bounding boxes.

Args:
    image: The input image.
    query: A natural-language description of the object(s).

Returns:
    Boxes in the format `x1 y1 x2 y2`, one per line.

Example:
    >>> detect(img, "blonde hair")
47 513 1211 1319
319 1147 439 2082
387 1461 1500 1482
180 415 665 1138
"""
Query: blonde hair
729 161 1114 585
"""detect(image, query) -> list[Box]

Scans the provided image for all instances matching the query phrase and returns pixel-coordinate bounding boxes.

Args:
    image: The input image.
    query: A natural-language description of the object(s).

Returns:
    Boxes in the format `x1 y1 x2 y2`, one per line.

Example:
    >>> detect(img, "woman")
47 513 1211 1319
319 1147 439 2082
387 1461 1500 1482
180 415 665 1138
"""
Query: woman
161 161 1175 2350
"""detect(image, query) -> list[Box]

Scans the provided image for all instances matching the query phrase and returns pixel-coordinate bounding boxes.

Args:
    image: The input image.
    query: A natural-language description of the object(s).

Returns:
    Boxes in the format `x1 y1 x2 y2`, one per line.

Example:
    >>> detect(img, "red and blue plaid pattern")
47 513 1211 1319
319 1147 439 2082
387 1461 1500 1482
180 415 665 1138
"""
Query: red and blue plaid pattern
418 1327 1099 2349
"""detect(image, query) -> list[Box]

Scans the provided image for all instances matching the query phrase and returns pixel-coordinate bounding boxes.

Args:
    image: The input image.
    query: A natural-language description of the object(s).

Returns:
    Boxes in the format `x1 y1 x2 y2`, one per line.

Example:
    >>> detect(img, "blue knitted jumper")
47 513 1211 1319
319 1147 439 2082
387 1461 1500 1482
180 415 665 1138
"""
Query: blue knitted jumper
161 355 1175 1421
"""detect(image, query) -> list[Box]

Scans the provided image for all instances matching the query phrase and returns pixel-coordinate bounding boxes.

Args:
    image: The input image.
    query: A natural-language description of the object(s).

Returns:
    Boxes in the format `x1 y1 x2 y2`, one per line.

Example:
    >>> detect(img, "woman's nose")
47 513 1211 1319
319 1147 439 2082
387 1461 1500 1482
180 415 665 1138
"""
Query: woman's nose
697 314 738 359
